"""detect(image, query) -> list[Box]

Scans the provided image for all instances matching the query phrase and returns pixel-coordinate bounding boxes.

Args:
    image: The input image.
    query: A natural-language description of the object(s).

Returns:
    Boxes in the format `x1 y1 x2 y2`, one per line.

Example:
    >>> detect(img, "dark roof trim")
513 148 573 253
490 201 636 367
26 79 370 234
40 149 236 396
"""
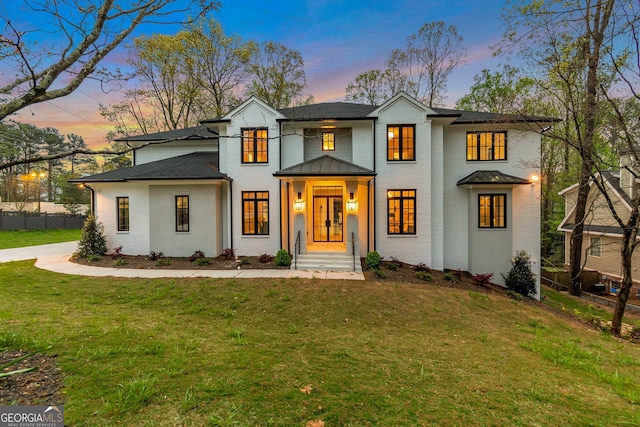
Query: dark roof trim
199 118 232 124
274 155 376 177
559 223 624 236
276 116 375 123
457 170 531 186
114 125 218 142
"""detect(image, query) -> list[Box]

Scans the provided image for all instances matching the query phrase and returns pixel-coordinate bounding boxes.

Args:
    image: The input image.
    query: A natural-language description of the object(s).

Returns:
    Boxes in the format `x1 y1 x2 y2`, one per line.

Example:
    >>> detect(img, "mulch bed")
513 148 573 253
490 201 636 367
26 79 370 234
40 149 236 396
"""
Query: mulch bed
0 350 64 406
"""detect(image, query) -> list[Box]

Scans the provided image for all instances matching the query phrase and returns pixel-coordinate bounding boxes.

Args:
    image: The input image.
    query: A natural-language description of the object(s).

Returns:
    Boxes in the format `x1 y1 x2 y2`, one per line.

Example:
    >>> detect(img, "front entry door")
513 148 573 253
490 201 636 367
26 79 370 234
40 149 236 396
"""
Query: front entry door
313 187 343 242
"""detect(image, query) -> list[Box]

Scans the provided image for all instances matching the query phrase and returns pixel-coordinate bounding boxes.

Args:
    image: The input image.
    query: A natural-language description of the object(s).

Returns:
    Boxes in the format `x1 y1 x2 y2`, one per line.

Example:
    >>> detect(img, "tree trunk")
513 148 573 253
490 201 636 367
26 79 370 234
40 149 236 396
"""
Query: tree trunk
569 162 593 296
612 231 633 335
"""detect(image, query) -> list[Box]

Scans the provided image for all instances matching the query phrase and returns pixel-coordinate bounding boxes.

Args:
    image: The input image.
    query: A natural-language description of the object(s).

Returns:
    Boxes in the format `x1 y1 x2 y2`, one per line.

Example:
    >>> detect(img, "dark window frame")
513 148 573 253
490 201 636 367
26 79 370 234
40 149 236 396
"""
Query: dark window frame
242 128 268 163
116 197 129 232
466 131 507 161
322 131 335 151
176 195 189 232
478 194 506 229
387 189 416 235
387 125 416 161
242 191 270 235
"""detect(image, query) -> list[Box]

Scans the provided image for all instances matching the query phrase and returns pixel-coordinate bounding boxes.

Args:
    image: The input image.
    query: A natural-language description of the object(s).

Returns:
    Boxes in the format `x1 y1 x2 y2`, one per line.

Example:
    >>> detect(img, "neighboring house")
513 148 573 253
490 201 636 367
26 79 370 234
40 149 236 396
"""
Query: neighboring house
73 92 552 290
559 151 640 299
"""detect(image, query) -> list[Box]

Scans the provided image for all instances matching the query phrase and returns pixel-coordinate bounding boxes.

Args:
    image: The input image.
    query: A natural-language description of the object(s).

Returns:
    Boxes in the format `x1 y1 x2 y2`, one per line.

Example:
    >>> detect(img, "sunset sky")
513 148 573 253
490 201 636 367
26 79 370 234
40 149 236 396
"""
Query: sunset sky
4 0 509 149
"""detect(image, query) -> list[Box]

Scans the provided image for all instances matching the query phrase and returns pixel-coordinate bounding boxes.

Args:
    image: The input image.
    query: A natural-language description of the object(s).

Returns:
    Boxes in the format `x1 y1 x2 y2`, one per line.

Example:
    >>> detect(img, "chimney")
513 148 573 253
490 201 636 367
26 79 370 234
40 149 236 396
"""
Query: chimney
620 152 639 199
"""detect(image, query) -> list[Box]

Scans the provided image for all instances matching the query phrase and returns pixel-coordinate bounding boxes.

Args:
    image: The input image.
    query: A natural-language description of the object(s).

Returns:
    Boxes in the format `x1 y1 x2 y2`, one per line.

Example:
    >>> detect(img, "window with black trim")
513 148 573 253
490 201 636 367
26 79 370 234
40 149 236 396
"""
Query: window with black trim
117 197 129 231
242 191 269 235
176 196 189 232
242 128 268 163
387 189 416 234
467 131 506 161
478 194 506 228
387 125 415 161
322 131 335 151
590 237 602 257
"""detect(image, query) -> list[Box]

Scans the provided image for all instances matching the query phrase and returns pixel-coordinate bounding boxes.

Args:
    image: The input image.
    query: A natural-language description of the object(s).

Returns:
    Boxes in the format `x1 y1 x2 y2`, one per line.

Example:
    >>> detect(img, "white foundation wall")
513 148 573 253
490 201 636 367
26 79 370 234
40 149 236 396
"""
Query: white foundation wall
92 183 150 255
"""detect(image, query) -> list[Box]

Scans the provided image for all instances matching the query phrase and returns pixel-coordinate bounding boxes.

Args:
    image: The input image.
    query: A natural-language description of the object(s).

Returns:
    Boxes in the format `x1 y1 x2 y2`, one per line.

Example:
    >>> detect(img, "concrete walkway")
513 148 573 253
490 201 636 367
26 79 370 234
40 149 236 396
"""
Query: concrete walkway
0 242 365 280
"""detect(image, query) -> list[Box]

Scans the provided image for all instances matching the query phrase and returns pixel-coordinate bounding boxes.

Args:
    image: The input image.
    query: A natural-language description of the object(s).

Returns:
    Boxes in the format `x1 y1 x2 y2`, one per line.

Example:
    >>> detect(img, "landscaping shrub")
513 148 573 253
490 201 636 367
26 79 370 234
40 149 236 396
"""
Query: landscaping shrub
219 248 235 260
502 250 536 298
473 273 494 287
155 258 171 267
76 214 107 259
365 251 381 270
443 272 458 282
373 268 386 278
193 257 211 266
415 271 433 281
413 263 431 273
189 250 206 262
111 246 124 259
148 251 165 261
274 249 291 267
238 257 251 266
258 253 274 263
113 258 128 267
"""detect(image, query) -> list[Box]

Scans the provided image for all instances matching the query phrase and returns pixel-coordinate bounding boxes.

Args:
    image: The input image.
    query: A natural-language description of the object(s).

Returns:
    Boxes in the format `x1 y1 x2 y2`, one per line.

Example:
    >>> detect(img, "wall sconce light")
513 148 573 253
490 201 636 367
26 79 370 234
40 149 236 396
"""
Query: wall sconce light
293 192 305 212
346 192 358 213
530 174 540 184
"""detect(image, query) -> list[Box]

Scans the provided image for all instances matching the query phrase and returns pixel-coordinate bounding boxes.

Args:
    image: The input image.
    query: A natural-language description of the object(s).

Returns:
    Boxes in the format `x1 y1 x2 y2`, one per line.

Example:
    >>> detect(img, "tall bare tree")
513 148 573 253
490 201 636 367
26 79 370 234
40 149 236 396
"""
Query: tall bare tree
0 0 217 121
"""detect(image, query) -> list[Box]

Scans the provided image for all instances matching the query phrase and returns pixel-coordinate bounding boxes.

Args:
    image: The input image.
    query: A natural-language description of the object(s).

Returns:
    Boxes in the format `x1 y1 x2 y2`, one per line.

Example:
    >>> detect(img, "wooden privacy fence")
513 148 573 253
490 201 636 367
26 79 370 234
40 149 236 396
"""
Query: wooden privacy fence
0 210 86 231
541 267 601 292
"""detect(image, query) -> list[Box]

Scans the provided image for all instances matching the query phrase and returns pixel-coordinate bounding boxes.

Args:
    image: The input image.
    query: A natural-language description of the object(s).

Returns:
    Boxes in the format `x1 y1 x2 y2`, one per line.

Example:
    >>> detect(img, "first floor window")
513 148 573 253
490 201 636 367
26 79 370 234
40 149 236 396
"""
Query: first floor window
387 189 416 234
590 237 602 257
176 196 189 232
243 191 269 235
467 131 507 161
242 128 268 163
478 194 506 228
117 197 129 231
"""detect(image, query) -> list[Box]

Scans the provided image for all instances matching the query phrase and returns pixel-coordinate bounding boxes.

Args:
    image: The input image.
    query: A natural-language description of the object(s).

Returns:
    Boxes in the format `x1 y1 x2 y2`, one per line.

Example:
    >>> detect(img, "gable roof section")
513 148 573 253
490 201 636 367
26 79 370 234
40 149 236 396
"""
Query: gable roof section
277 102 378 121
114 125 218 142
274 155 376 177
456 170 531 186
70 152 229 183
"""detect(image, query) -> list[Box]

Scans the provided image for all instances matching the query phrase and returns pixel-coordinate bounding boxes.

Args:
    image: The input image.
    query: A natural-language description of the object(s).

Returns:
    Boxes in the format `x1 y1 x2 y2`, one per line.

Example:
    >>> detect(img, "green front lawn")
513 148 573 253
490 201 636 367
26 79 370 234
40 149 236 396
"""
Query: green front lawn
1 261 639 426
0 229 81 249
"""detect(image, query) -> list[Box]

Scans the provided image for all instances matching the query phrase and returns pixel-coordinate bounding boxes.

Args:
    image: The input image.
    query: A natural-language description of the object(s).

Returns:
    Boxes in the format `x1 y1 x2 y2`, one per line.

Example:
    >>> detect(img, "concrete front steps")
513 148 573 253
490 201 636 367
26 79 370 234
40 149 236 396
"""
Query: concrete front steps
292 252 362 273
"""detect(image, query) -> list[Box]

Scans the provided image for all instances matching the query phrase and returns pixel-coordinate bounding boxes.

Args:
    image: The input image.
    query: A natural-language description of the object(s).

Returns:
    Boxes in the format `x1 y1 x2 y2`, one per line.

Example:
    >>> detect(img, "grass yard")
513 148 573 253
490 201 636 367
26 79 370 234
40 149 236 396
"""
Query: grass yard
1 261 640 426
0 229 81 249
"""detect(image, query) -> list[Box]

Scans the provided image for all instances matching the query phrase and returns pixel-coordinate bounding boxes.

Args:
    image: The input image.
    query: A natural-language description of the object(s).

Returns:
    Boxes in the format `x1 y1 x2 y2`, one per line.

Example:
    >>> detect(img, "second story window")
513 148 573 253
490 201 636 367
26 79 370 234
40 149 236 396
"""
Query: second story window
322 132 335 151
467 131 507 161
242 128 268 163
387 125 415 161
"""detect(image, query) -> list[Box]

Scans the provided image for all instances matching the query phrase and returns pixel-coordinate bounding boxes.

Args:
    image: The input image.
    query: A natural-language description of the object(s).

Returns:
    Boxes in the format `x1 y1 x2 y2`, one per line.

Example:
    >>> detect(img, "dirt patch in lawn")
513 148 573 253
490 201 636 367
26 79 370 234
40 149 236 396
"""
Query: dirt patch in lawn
0 350 64 406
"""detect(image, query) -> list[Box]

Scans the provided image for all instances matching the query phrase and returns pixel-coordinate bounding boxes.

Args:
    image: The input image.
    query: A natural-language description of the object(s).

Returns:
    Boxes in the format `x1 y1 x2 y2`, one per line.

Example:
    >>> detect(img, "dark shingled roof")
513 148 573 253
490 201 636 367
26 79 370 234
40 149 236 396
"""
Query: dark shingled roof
456 170 531 186
70 152 228 183
429 107 558 124
278 102 378 121
114 125 218 142
274 155 376 177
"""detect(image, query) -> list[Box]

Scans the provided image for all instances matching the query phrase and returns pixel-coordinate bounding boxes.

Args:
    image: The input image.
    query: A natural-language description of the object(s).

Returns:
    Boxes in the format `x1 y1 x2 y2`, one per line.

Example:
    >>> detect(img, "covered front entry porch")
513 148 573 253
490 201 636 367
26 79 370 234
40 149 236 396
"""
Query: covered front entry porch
273 155 376 270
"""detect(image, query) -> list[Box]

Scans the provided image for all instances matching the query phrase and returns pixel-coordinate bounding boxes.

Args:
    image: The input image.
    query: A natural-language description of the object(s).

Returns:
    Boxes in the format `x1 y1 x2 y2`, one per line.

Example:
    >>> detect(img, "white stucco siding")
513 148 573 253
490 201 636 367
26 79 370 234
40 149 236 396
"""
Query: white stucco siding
148 184 222 257
135 141 218 165
512 183 541 296
351 123 375 170
373 98 432 265
223 101 282 256
92 182 150 255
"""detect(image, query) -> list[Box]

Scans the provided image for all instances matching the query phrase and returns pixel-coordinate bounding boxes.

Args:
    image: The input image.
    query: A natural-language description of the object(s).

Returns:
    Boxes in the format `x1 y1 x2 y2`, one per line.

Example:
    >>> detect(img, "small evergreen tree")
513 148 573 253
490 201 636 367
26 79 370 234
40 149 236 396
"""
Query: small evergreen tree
76 214 107 258
502 250 536 298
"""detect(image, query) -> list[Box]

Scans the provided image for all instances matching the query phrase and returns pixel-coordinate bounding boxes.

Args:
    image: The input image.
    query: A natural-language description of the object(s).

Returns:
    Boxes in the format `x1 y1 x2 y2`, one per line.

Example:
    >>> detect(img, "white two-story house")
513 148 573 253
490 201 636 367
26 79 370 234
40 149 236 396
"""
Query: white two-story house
74 92 552 289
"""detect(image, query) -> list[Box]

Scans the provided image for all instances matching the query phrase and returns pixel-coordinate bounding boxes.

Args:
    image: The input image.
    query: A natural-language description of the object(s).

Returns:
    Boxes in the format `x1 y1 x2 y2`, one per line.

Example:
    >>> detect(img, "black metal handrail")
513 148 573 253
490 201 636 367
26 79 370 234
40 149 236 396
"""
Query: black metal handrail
352 231 356 271
294 230 301 270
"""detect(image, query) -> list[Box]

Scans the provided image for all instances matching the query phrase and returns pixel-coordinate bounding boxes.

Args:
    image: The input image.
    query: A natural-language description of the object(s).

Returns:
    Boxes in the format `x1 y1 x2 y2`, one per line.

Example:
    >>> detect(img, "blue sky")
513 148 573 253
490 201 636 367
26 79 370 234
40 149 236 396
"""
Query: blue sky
5 0 509 147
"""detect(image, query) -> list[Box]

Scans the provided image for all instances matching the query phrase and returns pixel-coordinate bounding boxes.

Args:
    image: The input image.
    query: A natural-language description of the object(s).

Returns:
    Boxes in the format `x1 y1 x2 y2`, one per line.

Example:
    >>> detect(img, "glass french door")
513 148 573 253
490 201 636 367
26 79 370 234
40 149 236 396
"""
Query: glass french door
313 186 343 242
